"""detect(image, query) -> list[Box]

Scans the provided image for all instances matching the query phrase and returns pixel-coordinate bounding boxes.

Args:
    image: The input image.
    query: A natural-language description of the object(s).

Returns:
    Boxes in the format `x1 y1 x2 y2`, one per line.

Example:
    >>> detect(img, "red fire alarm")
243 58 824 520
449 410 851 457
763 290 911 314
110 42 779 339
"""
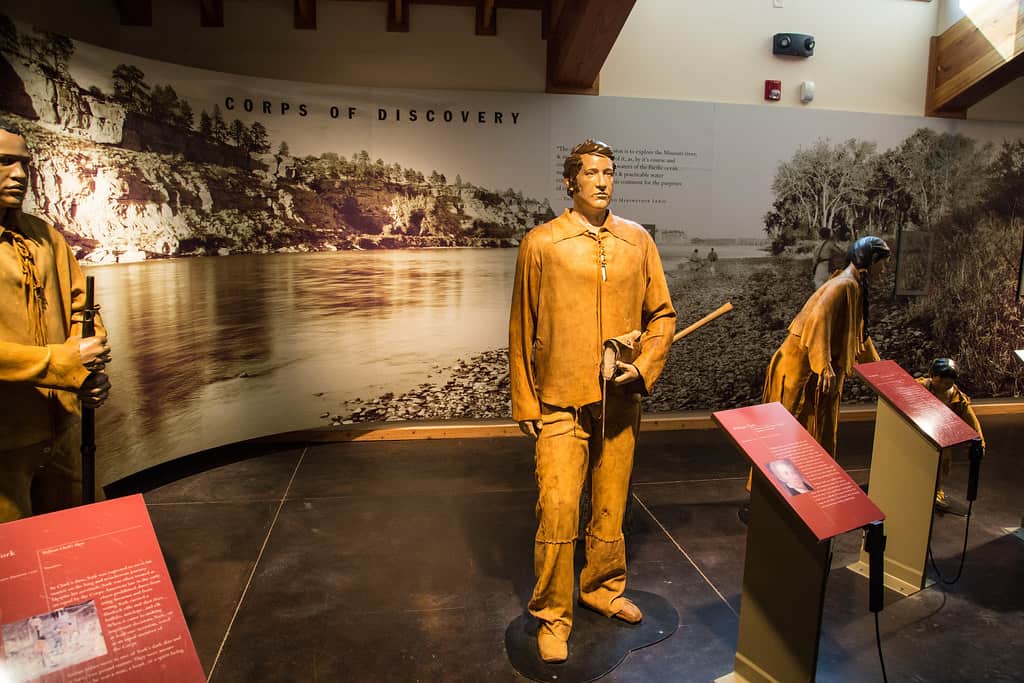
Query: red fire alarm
764 79 782 101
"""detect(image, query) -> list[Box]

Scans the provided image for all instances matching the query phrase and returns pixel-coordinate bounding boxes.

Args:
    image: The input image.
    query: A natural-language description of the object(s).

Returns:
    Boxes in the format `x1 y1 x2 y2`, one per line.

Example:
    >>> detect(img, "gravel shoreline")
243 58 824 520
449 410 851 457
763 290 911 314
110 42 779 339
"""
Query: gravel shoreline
326 256 941 425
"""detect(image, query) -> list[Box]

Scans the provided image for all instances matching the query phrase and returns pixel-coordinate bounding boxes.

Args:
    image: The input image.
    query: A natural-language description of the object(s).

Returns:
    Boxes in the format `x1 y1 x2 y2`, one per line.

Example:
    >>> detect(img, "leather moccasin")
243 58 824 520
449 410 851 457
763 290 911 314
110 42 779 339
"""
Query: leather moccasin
537 630 568 663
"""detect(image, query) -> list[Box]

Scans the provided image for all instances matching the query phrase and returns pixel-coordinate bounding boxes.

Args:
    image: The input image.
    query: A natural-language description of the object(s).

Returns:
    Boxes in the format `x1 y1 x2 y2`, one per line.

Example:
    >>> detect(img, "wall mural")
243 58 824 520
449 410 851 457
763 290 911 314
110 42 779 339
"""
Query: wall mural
1 14 1021 484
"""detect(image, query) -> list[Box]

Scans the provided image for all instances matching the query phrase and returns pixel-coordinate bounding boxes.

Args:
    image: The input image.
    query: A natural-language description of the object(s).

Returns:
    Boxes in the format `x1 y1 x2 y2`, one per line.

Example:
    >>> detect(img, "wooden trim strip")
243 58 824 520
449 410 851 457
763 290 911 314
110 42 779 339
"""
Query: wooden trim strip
254 400 1024 444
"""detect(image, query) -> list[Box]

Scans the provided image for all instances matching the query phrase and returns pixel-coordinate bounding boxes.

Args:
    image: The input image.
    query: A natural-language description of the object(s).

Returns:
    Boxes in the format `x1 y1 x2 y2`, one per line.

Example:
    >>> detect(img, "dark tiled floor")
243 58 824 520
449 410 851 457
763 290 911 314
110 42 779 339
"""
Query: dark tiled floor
129 414 1024 682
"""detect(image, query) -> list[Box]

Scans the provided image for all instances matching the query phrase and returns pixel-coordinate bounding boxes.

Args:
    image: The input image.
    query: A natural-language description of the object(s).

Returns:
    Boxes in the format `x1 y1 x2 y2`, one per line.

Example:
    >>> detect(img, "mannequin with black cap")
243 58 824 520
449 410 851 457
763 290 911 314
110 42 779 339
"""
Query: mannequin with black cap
917 357 985 514
740 236 891 523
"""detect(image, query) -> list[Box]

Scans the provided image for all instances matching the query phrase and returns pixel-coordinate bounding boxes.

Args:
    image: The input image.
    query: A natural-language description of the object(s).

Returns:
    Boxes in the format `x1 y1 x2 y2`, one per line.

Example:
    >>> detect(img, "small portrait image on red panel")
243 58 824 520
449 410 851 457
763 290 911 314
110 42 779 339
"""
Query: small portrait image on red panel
766 458 815 497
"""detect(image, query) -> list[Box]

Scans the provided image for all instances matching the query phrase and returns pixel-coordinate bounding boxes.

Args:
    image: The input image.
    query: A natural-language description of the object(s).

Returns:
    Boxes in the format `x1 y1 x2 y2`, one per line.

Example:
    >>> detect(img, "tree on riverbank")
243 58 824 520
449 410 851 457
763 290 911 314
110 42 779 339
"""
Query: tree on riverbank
764 129 1024 397
767 138 875 242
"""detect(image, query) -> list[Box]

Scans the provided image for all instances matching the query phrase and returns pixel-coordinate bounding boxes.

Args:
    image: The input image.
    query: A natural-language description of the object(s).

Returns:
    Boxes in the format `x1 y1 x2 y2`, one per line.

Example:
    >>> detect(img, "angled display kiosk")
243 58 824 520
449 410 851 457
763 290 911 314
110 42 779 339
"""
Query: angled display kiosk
847 360 982 596
713 402 885 683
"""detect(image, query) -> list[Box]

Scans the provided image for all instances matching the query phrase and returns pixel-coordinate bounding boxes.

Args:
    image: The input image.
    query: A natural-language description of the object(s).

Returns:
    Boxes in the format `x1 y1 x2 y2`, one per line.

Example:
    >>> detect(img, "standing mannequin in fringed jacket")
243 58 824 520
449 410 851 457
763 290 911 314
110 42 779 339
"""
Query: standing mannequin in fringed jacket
509 139 676 664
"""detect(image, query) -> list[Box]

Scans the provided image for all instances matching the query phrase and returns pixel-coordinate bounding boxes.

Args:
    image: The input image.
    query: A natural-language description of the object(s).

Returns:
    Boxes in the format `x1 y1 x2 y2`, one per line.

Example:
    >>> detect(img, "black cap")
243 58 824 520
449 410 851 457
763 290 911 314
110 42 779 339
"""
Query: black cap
930 358 959 380
848 236 891 269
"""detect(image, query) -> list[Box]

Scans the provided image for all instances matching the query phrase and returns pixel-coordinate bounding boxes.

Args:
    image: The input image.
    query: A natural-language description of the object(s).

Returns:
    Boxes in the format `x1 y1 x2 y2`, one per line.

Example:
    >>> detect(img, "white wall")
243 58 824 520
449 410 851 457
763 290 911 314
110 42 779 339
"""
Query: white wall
601 0 937 115
938 0 967 32
1 0 1020 120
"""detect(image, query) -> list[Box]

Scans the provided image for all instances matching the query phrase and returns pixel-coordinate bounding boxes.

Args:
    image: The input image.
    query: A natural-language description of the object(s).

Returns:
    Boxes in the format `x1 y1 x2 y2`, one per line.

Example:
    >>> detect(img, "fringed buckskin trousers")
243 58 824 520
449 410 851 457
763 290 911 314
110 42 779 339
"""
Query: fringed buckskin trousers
529 391 641 641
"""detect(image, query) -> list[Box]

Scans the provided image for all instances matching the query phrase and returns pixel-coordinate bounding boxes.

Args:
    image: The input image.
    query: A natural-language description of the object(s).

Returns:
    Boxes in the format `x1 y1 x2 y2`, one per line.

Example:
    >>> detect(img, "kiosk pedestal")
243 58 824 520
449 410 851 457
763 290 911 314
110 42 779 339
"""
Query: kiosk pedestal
713 403 884 683
846 361 980 596
716 473 831 683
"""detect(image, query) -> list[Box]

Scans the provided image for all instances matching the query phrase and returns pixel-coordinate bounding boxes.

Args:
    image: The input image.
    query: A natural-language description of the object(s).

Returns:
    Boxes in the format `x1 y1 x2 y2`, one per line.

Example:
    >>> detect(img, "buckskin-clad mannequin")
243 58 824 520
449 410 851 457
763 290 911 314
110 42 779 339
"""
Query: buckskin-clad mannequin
740 236 890 523
917 357 985 513
509 139 676 663
0 122 111 522
764 236 891 456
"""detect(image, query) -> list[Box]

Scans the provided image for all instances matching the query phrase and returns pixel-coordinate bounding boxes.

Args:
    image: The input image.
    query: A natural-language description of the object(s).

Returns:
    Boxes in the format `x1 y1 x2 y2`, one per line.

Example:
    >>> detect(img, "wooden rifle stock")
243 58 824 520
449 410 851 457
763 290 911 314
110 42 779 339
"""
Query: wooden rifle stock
672 302 733 344
601 302 734 381
81 275 96 504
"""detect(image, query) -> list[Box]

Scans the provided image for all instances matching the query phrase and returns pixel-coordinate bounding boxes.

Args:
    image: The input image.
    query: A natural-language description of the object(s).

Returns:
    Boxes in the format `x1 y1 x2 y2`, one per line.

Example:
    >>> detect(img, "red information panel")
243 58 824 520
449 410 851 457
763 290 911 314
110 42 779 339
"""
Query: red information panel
854 360 980 449
0 495 205 683
714 402 884 542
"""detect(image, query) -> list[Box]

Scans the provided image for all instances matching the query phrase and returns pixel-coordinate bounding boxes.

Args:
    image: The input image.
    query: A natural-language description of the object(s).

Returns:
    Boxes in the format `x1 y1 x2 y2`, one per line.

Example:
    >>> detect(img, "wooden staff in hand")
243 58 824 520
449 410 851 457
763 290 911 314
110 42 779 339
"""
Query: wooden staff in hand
602 302 734 381
81 276 97 503
78 275 112 504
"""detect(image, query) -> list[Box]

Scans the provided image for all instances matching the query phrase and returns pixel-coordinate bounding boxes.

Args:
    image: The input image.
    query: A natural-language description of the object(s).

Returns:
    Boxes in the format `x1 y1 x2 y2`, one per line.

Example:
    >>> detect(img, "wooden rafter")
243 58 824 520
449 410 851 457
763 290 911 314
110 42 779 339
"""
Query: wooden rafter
546 0 635 95
926 0 1024 117
116 0 153 26
199 0 224 28
387 0 411 32
476 0 497 36
295 0 317 29
541 0 564 40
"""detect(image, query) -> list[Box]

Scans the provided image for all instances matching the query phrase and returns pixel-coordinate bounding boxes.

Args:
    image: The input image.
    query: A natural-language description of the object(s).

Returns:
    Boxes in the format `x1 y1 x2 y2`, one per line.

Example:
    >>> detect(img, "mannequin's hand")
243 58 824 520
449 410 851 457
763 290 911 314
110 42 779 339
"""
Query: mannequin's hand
819 364 836 395
70 335 112 371
518 420 541 439
612 362 641 386
78 372 111 408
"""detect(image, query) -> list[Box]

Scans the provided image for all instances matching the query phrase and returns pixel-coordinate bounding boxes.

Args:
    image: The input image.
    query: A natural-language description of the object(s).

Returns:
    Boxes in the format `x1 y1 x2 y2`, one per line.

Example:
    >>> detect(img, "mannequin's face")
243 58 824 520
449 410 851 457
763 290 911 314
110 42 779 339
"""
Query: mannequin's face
0 130 30 211
931 376 955 394
567 153 614 215
867 257 888 279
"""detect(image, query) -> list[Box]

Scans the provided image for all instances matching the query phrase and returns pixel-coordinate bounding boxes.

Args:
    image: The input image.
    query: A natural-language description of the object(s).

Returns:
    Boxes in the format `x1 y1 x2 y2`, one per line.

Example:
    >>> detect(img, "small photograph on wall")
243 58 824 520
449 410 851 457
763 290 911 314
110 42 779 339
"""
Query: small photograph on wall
894 226 932 296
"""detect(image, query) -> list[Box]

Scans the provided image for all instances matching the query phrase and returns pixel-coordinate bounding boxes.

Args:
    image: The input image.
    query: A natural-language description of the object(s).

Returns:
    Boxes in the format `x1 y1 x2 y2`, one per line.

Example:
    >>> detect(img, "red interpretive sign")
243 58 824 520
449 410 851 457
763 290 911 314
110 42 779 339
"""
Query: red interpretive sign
714 402 884 542
0 495 206 683
854 360 980 449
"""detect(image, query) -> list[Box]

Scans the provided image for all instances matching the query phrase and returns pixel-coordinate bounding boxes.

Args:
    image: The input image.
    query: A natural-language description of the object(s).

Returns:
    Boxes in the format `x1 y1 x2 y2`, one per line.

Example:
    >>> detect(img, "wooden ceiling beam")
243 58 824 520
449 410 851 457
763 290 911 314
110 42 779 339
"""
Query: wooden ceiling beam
926 0 1024 117
476 0 497 36
116 0 153 26
295 0 317 29
541 0 564 40
387 0 411 32
199 0 224 27
546 0 634 95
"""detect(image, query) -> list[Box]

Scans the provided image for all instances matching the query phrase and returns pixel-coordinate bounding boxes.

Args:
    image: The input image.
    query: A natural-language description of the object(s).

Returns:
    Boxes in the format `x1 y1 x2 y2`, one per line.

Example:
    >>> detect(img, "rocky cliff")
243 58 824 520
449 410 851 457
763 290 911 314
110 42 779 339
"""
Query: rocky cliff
1 53 124 144
0 21 553 260
8 120 552 261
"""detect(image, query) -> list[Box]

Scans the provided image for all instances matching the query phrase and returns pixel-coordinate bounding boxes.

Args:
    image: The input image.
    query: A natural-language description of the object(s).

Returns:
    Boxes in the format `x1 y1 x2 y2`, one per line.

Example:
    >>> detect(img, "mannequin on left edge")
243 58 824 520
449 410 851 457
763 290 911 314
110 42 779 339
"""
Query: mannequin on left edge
0 122 111 522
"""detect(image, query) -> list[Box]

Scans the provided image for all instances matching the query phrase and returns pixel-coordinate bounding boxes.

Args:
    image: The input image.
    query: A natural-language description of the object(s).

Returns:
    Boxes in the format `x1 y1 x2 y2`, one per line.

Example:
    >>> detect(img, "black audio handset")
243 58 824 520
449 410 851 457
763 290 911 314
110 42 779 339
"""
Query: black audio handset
864 521 886 613
966 438 983 502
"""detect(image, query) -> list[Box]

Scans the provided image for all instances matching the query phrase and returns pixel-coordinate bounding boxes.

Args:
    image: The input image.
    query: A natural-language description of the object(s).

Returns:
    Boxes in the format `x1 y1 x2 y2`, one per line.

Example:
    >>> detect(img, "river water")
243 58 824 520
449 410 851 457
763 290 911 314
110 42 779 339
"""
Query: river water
89 250 516 482
89 241 769 483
